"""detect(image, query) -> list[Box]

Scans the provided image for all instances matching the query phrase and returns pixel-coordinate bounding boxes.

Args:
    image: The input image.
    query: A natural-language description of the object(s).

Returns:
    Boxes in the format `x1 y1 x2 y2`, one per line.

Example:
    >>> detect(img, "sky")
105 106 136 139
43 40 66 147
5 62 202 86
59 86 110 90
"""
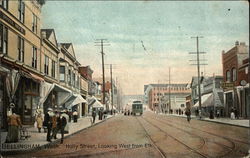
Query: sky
41 1 249 95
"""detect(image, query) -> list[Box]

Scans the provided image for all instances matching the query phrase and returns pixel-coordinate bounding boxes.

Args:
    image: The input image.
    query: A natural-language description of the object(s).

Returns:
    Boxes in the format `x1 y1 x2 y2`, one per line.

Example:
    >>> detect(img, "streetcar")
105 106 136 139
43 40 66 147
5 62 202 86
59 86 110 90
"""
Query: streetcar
132 100 143 116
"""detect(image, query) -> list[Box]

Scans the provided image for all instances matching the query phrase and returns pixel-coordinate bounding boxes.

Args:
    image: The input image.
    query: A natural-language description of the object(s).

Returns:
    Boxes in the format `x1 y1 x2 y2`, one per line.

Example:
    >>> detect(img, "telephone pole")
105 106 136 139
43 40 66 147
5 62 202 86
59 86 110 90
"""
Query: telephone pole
95 39 110 110
168 67 171 114
189 36 207 118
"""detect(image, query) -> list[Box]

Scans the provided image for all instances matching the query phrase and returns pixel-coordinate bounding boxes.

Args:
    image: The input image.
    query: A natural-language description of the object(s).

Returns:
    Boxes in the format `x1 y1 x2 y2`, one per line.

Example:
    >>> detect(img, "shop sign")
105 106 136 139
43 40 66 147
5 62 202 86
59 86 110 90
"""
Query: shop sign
0 11 25 35
221 82 234 89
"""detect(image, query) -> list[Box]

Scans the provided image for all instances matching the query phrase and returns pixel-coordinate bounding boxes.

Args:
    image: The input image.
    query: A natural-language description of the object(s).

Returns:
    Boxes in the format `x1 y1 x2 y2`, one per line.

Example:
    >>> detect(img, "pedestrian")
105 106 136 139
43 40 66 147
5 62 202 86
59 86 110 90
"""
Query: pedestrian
230 107 235 119
98 110 102 120
209 110 214 119
185 109 191 123
51 110 59 139
36 111 43 133
68 109 72 123
73 110 78 123
234 108 239 119
216 109 220 118
43 108 53 142
61 110 69 133
59 110 67 144
5 108 22 143
92 110 96 124
198 109 202 119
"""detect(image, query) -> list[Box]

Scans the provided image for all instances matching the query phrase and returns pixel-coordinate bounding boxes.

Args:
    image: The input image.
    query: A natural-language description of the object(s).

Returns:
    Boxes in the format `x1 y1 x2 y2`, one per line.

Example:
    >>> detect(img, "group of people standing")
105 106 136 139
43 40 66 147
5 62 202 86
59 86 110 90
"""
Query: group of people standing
39 108 68 144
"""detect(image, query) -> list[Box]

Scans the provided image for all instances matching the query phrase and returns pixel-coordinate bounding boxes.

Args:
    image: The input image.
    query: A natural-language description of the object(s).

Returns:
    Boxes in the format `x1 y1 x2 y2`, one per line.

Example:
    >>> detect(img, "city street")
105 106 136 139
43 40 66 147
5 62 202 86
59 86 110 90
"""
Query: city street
13 111 250 158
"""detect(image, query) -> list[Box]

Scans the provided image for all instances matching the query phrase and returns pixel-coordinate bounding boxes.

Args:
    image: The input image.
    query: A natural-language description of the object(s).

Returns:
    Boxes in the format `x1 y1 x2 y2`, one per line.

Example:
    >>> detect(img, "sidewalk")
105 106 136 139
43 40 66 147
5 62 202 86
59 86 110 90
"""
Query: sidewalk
0 115 114 154
168 113 250 128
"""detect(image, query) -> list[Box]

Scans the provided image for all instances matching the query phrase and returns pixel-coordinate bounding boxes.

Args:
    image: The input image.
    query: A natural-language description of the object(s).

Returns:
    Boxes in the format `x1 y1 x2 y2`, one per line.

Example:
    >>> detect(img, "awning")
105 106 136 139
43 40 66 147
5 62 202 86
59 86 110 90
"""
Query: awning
53 84 72 106
30 72 44 82
0 66 10 74
38 81 54 108
88 96 104 108
65 94 87 109
194 93 213 107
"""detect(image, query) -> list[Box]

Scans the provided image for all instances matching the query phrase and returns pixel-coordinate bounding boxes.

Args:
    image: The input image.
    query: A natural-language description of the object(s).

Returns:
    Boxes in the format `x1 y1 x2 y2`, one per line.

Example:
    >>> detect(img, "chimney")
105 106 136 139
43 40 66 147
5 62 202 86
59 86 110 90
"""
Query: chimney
235 41 239 46
222 50 225 54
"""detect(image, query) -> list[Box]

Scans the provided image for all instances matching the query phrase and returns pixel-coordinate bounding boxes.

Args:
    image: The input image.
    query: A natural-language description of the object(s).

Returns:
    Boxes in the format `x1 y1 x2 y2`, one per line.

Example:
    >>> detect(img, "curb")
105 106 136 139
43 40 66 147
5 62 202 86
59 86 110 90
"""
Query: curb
169 114 250 128
1 115 115 156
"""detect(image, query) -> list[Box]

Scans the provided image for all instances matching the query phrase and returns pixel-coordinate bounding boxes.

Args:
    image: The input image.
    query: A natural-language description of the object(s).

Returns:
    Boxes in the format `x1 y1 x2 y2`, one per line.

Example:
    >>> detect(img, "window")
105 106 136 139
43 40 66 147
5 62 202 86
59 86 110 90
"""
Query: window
0 24 8 54
68 69 71 85
226 70 231 82
44 55 49 75
18 0 25 23
32 14 37 33
60 66 65 81
72 73 75 87
232 68 237 82
18 36 24 62
51 60 56 78
32 46 37 68
1 0 8 10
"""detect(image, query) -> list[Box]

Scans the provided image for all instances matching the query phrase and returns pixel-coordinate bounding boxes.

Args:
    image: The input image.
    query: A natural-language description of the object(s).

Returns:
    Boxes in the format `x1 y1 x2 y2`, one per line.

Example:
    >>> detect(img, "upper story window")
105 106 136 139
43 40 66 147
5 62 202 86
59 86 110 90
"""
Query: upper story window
18 36 24 62
44 55 49 75
18 0 25 23
232 68 237 82
60 66 65 81
72 73 75 87
1 0 9 10
226 70 231 82
0 24 8 54
68 69 71 85
32 46 37 69
51 60 56 78
32 14 37 33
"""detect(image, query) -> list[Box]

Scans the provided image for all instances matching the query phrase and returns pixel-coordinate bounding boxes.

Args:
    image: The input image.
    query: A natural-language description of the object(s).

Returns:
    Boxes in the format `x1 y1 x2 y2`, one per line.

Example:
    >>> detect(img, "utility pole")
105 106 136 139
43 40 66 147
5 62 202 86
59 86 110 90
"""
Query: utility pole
168 67 171 114
110 64 113 114
95 39 110 110
189 36 207 119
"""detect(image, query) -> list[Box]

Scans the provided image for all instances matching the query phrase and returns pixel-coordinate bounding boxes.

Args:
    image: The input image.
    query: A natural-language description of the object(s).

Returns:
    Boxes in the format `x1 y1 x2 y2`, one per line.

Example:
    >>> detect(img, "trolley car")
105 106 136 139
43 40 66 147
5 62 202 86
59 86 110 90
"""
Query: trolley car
132 100 143 116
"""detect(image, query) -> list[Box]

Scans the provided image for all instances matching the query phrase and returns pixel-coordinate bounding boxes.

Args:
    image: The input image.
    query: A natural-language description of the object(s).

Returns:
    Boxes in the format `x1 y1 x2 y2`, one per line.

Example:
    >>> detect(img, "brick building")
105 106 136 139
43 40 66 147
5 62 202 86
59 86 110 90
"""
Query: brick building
222 41 249 118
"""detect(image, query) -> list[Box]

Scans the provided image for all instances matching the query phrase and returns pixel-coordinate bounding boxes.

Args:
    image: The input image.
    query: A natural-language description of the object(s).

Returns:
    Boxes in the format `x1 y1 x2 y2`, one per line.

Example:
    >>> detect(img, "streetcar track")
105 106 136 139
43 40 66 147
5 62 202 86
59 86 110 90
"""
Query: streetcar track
160 114 250 145
135 117 167 158
145 116 207 150
150 114 249 157
139 116 210 158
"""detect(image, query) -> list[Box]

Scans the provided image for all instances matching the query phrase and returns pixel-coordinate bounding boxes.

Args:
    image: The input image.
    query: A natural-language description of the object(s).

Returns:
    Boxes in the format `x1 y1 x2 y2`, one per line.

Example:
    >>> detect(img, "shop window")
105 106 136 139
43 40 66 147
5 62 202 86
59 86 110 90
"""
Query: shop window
32 13 37 33
0 24 8 54
32 46 37 69
18 0 25 23
18 36 24 62
226 70 231 82
232 68 237 82
60 66 65 81
1 0 8 10
44 55 49 75
51 60 56 78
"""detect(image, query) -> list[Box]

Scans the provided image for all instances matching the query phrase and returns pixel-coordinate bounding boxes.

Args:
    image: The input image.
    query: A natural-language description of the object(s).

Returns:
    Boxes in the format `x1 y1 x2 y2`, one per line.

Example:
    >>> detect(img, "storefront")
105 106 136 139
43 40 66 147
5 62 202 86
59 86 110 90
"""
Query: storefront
0 66 9 130
15 71 42 125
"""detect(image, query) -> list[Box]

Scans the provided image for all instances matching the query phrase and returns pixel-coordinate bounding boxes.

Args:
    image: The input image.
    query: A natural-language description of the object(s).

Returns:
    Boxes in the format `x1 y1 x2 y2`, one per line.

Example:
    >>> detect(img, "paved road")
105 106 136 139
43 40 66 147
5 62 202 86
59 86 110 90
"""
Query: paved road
12 111 250 158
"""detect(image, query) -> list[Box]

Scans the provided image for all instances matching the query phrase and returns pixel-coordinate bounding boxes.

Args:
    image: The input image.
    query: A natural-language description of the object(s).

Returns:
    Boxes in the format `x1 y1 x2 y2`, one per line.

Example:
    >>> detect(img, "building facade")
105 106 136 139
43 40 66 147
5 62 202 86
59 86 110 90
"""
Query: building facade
0 0 44 126
222 41 249 118
146 84 191 113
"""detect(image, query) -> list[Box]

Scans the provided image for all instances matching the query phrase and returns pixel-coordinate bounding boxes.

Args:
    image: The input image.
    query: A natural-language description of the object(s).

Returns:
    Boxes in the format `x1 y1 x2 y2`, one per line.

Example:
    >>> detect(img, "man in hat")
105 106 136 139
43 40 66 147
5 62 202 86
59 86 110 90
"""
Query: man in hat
43 108 53 142
59 109 68 144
